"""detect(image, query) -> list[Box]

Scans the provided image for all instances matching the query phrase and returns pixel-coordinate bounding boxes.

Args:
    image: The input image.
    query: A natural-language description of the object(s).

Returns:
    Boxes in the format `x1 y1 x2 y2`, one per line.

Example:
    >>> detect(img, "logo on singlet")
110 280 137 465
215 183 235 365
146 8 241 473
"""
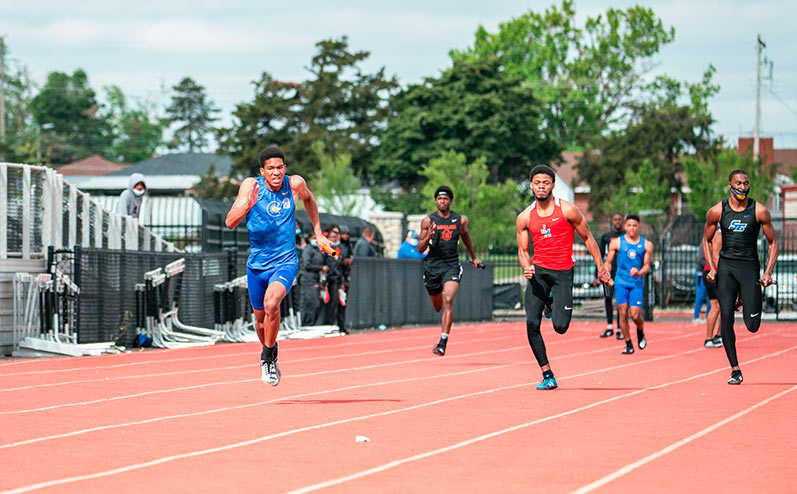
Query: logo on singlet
541 224 552 238
266 201 283 217
628 250 637 259
438 224 456 241
728 219 748 232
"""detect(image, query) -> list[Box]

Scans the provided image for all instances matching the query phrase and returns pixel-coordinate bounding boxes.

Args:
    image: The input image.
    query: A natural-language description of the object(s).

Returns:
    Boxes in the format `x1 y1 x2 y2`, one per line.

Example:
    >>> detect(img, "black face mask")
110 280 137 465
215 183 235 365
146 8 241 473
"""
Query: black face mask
731 187 749 201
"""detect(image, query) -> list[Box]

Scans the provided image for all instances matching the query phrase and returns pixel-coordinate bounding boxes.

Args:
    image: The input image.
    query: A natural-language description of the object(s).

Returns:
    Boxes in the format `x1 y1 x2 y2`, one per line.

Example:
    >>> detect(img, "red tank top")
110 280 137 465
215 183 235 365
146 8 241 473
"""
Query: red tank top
528 197 575 270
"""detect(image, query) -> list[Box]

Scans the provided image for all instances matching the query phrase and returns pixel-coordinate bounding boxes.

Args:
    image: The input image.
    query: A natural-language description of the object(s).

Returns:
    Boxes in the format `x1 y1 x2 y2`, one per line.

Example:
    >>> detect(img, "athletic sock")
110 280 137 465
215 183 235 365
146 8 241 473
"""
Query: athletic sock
607 324 613 330
262 343 277 361
543 370 554 380
440 333 448 340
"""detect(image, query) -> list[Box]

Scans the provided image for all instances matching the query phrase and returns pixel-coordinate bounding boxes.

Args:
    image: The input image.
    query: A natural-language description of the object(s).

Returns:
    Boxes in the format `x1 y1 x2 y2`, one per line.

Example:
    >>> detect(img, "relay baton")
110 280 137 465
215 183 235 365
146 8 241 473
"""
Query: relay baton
321 243 338 257
602 282 610 297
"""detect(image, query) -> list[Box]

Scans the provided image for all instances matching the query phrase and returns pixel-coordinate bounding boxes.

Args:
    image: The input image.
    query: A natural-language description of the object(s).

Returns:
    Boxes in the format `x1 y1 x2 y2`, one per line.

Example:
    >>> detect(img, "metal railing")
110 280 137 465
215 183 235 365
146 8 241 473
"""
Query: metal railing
1 162 177 259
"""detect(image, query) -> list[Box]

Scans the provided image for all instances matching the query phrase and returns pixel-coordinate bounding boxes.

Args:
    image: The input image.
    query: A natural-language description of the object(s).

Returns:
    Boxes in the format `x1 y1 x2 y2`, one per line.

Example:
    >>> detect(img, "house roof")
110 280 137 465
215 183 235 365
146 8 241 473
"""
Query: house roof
57 155 129 176
107 153 233 177
551 150 587 189
774 149 797 174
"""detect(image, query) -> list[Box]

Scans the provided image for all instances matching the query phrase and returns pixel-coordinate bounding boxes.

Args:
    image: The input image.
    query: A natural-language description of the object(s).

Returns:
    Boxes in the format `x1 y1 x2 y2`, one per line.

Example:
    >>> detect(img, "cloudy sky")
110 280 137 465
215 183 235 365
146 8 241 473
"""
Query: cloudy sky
3 0 796 148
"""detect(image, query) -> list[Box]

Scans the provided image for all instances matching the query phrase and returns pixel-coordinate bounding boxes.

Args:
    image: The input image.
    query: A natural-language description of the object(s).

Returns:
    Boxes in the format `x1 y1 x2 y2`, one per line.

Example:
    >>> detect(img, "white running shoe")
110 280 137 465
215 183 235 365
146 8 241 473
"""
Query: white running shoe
261 359 281 386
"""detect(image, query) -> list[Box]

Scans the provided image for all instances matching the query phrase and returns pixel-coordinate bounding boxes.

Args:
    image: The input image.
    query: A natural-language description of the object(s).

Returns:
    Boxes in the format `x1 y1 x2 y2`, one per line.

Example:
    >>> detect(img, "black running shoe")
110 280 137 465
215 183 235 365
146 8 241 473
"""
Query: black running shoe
622 341 635 354
616 331 623 340
543 296 553 319
599 329 614 338
712 334 723 346
637 330 646 350
728 370 743 385
433 338 447 356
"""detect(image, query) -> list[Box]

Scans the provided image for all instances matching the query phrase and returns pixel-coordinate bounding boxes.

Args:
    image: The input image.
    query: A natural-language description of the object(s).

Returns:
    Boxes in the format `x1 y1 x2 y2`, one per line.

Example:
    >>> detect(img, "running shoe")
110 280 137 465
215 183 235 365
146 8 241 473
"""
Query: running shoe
261 360 281 386
704 338 722 348
536 377 558 390
543 296 553 319
615 331 623 340
728 370 743 385
622 341 635 354
433 338 447 356
637 330 647 350
599 329 614 338
712 334 723 346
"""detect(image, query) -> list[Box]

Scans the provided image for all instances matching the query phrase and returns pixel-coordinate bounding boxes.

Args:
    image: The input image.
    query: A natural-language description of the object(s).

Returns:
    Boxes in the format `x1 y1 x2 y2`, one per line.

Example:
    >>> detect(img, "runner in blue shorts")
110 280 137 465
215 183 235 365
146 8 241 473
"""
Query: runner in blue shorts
226 145 330 386
604 214 653 355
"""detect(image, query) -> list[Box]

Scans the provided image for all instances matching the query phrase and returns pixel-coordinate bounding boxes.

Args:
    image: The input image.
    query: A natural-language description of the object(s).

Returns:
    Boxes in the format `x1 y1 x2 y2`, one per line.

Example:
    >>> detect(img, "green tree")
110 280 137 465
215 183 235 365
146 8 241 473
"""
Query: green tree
419 151 523 248
685 148 777 220
373 55 557 189
165 77 219 152
577 67 719 220
29 69 112 164
605 158 671 229
452 0 675 147
0 45 38 163
191 163 239 200
308 141 361 215
218 37 399 179
102 85 165 163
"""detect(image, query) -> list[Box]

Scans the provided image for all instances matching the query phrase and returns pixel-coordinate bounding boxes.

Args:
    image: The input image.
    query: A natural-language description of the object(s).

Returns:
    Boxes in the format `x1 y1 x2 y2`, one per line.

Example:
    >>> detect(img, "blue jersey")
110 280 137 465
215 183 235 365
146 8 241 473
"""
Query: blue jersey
615 235 646 287
245 176 299 271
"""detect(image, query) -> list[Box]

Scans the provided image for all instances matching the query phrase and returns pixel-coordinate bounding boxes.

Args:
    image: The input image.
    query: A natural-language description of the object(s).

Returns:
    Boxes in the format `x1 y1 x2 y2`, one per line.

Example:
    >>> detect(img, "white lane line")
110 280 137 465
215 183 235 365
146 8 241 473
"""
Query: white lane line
0 334 518 393
2 337 701 449
1 331 693 414
284 345 797 494
570 384 797 494
0 340 730 493
2 322 625 392
0 323 516 376
0 363 517 449
0 326 499 377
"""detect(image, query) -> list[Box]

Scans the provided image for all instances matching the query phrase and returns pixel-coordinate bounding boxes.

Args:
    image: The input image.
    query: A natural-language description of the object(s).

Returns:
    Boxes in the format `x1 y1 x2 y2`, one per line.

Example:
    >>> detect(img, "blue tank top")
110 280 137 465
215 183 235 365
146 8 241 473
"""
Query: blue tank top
615 235 646 287
246 176 298 270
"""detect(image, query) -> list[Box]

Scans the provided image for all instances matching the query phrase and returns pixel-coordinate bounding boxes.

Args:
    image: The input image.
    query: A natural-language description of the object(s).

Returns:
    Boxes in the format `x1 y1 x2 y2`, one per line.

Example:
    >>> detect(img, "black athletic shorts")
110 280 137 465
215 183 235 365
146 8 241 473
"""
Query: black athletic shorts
703 270 717 300
423 263 463 296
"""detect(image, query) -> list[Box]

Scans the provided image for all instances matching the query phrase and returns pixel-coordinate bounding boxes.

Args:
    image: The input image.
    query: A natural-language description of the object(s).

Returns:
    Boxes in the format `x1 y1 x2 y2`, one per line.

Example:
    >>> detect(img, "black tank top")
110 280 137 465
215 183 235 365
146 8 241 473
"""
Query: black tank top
719 198 760 261
424 211 462 267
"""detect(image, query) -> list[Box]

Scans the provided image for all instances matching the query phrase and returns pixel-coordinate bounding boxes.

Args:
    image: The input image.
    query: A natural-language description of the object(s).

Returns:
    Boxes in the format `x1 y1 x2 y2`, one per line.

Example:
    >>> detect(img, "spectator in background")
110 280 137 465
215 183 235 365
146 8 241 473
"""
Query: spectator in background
397 230 426 259
353 225 377 257
300 233 326 326
321 226 347 333
337 225 354 332
693 246 710 324
117 173 146 218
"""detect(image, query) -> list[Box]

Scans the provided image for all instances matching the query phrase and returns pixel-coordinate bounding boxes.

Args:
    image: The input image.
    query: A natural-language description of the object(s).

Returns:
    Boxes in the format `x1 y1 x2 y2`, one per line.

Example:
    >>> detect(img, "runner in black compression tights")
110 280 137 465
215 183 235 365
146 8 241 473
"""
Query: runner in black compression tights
703 170 778 385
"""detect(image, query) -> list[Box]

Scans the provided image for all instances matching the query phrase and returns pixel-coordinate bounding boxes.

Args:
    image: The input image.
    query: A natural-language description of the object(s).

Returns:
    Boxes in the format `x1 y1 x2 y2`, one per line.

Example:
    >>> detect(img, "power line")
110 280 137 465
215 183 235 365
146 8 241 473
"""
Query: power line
767 87 797 117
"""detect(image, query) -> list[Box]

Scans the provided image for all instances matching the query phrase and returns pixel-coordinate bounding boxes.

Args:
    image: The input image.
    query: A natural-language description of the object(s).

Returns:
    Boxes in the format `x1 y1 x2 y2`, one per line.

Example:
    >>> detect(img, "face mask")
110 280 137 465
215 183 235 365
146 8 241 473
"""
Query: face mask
133 188 145 197
310 240 317 247
295 228 301 235
731 187 748 201
331 241 340 247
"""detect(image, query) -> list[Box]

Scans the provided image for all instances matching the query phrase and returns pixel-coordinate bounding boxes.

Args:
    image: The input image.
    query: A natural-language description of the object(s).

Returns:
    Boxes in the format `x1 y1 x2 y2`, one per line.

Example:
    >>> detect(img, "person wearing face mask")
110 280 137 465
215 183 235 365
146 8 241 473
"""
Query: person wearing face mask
703 169 778 385
397 230 426 259
300 232 327 326
116 173 147 218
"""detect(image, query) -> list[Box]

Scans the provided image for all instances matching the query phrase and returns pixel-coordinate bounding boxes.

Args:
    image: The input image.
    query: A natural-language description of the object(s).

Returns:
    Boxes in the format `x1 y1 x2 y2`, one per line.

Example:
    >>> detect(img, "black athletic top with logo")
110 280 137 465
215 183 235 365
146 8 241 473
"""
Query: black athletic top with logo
424 211 462 267
719 198 760 261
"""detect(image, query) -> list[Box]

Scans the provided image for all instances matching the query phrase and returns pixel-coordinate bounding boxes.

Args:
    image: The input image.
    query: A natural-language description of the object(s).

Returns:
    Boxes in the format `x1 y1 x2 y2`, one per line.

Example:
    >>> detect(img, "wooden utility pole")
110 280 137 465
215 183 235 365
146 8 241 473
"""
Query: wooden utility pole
753 34 766 160
0 36 6 140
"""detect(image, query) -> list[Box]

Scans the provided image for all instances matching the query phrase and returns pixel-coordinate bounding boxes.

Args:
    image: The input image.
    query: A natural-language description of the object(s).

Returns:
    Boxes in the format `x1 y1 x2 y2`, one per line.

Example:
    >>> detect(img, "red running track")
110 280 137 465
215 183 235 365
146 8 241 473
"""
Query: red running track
1 319 796 493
